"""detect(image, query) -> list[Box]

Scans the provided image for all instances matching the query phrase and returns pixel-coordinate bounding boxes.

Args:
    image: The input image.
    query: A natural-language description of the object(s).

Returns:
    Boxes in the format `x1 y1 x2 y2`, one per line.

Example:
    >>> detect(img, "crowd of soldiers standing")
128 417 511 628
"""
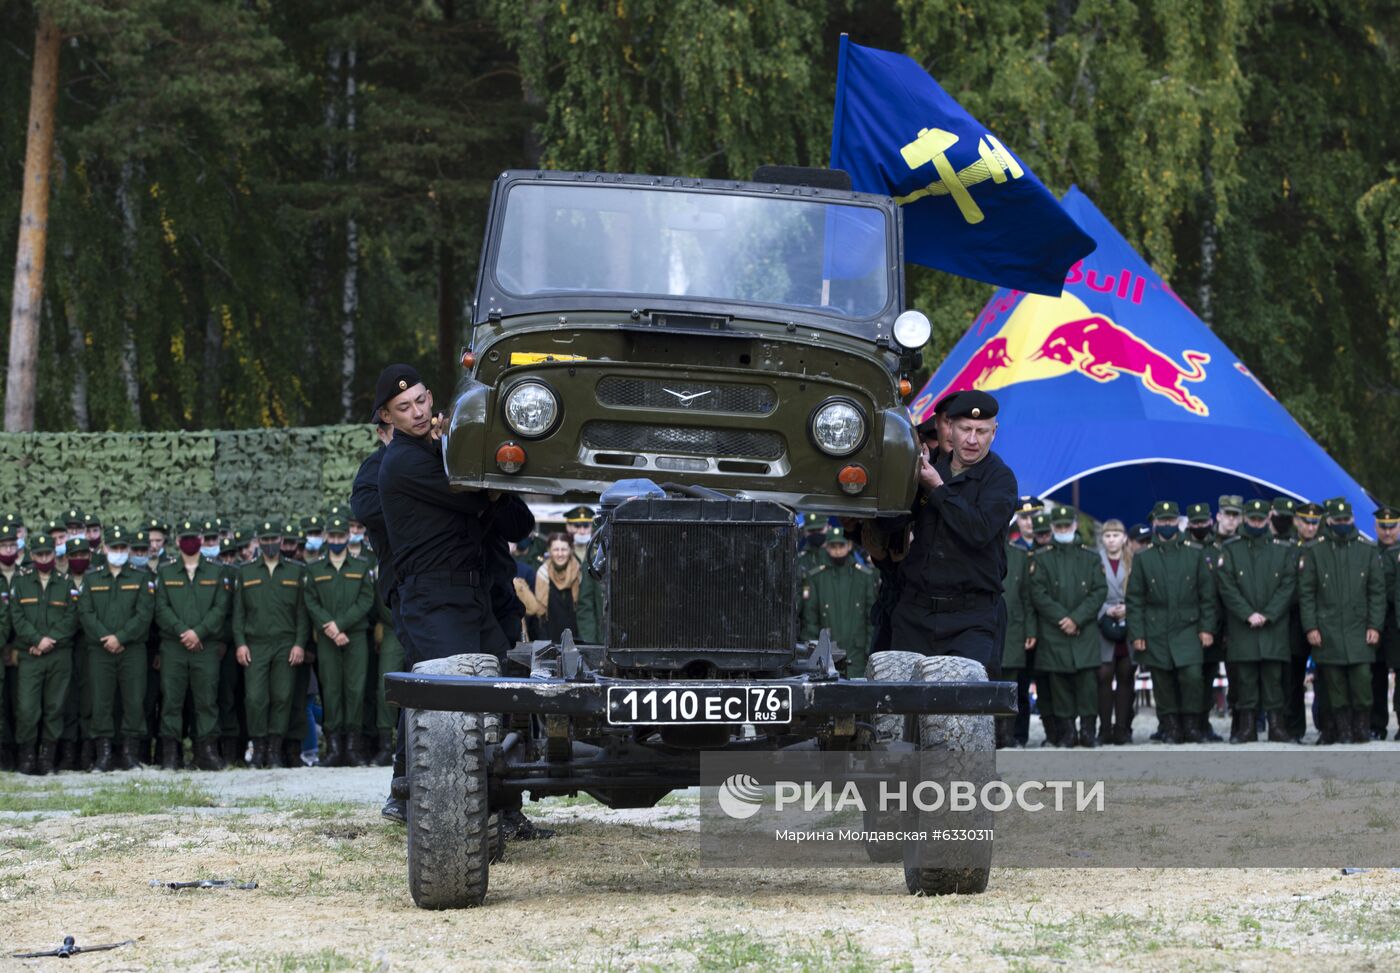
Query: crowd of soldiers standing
0 508 404 775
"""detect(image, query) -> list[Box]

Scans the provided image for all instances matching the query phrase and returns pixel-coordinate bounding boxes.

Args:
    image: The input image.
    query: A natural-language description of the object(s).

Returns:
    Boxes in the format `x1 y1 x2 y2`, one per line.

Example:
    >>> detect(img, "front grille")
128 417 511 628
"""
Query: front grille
606 499 798 658
596 376 777 415
581 421 784 460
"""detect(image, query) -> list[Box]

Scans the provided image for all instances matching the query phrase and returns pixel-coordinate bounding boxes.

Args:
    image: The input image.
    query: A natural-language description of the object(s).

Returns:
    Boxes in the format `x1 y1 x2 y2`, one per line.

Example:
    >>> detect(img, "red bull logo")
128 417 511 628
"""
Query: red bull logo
920 292 1211 419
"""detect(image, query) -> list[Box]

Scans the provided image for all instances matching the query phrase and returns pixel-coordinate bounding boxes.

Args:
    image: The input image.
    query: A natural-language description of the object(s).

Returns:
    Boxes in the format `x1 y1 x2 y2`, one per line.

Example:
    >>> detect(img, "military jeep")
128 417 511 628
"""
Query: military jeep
385 168 1015 908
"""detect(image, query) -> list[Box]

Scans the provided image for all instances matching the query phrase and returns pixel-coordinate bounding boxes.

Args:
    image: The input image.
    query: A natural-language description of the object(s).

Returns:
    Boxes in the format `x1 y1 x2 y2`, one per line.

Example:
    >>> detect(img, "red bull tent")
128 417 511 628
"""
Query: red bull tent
910 187 1374 526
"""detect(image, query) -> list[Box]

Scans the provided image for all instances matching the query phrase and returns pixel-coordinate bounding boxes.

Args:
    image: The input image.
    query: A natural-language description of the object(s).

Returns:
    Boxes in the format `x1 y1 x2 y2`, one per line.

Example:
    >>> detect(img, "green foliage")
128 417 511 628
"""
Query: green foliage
0 425 376 528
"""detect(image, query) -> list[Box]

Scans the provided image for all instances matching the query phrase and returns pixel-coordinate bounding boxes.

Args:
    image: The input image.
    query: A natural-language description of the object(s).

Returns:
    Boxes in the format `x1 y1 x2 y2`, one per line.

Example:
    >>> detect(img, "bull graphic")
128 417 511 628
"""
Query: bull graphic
1030 316 1210 416
927 337 1012 405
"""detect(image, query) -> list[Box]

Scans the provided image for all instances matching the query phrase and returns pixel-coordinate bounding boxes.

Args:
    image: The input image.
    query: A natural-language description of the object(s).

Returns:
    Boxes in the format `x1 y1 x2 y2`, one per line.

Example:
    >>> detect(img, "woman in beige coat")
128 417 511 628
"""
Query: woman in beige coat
532 533 581 642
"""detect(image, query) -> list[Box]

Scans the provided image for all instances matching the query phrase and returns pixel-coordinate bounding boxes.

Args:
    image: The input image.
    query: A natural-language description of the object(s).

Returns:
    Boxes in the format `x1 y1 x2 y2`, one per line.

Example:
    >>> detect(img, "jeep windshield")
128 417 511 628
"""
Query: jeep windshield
490 182 892 320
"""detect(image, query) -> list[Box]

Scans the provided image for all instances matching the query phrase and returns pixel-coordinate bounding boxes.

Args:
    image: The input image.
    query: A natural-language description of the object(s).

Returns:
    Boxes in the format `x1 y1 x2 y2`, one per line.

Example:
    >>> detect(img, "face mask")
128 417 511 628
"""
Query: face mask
1243 523 1268 538
305 535 325 552
1271 515 1293 534
1154 524 1179 541
0 551 15 566
16 537 24 551
264 549 282 562
130 553 150 568
348 533 364 545
107 550 130 567
1188 525 1212 541
200 544 221 559
54 541 67 558
68 557 90 574
177 537 203 557
34 559 54 574
572 531 592 546
327 541 348 555
1053 529 1078 544
828 553 850 567
1329 522 1355 540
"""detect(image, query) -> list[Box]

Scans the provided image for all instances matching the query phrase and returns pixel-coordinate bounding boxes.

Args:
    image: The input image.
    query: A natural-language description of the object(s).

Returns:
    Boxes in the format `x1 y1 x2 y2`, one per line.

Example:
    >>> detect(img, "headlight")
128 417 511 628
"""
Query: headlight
810 399 866 456
503 381 559 438
893 309 932 350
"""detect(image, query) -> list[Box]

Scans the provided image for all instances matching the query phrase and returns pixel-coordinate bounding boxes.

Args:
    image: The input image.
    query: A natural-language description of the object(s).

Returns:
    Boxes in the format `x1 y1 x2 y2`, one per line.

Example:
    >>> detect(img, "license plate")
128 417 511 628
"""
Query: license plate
606 686 792 725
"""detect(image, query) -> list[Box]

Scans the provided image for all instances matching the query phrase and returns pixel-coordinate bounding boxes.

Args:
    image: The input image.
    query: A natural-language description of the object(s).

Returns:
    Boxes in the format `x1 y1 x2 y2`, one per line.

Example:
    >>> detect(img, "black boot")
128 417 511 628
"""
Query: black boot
1352 710 1372 744
349 734 370 767
1315 711 1337 745
266 736 285 769
55 740 77 772
36 741 57 775
1266 711 1290 743
323 733 344 768
1156 713 1178 744
1334 709 1354 745
1181 714 1203 744
1078 716 1100 748
1056 718 1077 748
194 739 224 771
1040 717 1060 747
93 738 114 772
78 739 95 771
221 736 244 767
1237 709 1258 743
16 743 37 775
250 737 267 769
160 737 180 770
372 734 394 767
282 737 301 768
119 737 140 770
0 744 15 773
1199 713 1223 742
1112 723 1131 745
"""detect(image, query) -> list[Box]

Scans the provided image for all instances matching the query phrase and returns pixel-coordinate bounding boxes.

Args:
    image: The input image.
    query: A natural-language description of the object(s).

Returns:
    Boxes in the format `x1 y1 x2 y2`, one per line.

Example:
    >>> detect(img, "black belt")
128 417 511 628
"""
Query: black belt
911 590 997 613
400 570 480 588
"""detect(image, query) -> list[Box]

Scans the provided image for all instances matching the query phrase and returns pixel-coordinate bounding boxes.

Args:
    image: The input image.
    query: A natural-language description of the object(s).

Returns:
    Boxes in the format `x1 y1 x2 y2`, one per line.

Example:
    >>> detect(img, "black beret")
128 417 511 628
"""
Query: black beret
944 390 998 421
371 364 423 421
933 391 962 416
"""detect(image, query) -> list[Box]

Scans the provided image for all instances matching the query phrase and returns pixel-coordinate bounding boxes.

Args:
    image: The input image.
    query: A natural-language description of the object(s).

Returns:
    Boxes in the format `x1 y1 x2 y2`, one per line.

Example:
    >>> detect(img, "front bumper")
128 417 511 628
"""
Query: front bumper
384 673 1018 718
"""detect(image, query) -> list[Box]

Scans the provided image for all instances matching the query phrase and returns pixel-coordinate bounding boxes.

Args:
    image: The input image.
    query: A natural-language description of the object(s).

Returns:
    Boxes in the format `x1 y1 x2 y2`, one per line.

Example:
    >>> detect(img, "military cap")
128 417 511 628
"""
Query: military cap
371 363 423 421
200 519 219 538
944 390 998 421
232 528 251 547
130 530 151 550
29 533 54 554
1325 498 1352 518
932 391 962 417
564 506 596 524
255 521 281 540
1014 495 1041 515
0 523 17 543
44 518 65 535
1185 502 1213 524
1150 501 1180 520
63 507 86 527
1373 504 1400 527
219 537 236 554
66 536 90 555
301 514 325 533
175 520 202 539
105 526 131 546
85 513 103 527
1128 523 1152 542
1271 497 1296 515
1031 512 1052 532
2 512 23 530
326 516 349 533
1217 495 1244 515
1296 502 1325 520
1243 499 1271 517
283 522 300 537
823 526 849 545
145 517 171 535
1049 505 1076 526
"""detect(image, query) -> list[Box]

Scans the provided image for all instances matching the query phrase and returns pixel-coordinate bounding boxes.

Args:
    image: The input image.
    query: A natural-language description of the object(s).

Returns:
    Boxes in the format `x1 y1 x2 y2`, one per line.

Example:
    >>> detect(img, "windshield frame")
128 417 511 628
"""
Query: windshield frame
473 171 905 343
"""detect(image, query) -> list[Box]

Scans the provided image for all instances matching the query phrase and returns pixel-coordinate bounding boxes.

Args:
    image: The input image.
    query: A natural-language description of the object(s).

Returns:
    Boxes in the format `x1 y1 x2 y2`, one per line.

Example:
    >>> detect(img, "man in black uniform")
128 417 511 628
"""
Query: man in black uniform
891 390 1018 676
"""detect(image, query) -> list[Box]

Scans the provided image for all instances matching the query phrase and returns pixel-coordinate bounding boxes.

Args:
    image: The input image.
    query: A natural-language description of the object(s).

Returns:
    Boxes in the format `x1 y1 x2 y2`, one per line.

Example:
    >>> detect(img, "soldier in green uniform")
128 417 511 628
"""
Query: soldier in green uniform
1028 506 1107 747
564 505 596 564
10 535 77 775
1186 502 1227 742
77 526 155 771
57 535 93 770
304 516 374 766
1126 501 1217 744
796 511 832 578
1372 505 1400 741
800 526 877 677
1282 500 1322 740
233 521 309 769
368 564 404 765
0 520 21 771
302 514 327 560
999 504 1038 748
576 566 605 643
154 520 231 771
1299 499 1385 745
216 528 248 765
1215 499 1296 742
128 529 162 765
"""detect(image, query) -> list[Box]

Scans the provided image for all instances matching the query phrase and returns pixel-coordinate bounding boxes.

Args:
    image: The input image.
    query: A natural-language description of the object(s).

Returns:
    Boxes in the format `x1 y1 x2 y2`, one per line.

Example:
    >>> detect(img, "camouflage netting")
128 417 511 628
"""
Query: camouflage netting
0 426 378 531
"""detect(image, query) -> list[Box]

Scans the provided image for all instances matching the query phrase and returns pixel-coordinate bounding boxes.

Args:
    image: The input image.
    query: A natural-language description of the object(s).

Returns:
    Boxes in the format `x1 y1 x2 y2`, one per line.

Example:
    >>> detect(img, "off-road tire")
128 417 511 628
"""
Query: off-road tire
862 650 926 862
905 654 994 896
406 654 501 909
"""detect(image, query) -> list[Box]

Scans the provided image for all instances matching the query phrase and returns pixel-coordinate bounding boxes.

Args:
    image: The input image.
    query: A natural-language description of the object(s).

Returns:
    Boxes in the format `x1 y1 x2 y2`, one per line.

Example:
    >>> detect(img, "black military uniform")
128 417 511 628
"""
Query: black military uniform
1186 501 1227 742
890 391 1017 676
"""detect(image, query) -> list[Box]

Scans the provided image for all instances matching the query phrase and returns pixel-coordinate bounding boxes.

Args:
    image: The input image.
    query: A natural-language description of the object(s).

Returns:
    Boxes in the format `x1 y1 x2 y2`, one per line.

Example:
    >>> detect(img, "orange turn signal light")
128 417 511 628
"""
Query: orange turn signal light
898 378 912 397
838 464 868 495
496 442 526 474
461 350 476 369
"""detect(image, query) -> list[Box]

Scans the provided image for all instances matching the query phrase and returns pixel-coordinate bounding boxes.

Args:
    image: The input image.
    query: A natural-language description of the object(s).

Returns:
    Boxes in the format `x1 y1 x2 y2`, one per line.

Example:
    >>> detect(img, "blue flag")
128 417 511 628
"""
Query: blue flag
830 36 1095 296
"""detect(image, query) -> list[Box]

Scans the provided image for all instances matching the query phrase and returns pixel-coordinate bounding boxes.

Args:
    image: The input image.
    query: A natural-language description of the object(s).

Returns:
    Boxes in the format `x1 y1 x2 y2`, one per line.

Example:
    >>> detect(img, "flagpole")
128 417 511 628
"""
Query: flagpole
822 34 850 307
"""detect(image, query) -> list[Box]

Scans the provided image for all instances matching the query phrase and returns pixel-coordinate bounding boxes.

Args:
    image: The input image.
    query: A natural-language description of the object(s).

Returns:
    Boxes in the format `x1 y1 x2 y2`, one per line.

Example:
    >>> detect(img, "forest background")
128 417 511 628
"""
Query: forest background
2 0 1397 497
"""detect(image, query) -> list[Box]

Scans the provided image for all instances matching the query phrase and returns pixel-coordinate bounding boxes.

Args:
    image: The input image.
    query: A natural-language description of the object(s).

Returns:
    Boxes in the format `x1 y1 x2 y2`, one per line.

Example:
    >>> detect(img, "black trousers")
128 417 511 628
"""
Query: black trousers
890 596 1002 679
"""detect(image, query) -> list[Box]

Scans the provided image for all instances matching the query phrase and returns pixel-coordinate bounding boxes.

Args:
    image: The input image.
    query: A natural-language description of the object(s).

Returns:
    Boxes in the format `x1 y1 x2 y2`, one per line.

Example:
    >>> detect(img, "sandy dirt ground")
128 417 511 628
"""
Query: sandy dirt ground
3 730 1398 973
